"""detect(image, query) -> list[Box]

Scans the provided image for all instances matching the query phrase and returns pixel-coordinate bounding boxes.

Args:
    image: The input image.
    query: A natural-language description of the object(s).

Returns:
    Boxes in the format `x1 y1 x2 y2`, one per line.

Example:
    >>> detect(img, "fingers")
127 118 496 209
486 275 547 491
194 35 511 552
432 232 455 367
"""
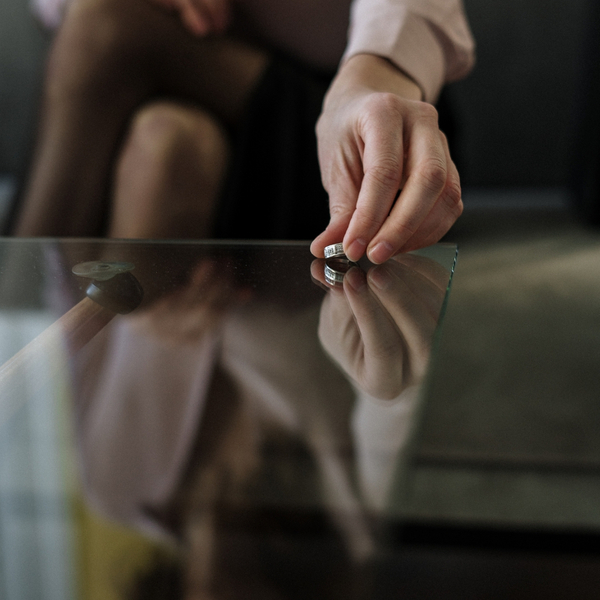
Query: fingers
360 263 439 380
397 133 463 253
311 130 362 258
341 94 405 262
370 260 443 328
365 104 450 263
342 266 415 398
313 92 463 263
314 257 444 397
310 206 354 259
177 0 230 35
318 265 407 399
343 268 405 363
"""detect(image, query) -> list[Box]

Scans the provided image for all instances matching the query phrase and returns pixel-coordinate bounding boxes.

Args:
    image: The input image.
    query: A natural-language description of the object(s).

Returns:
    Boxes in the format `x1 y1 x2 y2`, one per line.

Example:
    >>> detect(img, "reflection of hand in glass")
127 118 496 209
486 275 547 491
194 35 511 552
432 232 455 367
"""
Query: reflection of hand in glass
128 258 251 343
313 254 448 399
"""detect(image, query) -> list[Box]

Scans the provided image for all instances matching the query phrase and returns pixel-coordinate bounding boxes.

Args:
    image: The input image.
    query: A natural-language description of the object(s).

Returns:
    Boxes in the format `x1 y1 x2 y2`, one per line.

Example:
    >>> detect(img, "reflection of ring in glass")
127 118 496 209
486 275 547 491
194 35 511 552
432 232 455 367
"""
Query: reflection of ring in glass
324 243 345 259
324 258 358 286
325 264 345 285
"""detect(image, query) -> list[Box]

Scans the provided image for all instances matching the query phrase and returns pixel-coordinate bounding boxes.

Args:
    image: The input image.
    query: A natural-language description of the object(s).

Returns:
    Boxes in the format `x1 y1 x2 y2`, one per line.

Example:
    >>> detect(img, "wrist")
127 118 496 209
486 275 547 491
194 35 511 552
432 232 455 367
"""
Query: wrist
330 54 424 104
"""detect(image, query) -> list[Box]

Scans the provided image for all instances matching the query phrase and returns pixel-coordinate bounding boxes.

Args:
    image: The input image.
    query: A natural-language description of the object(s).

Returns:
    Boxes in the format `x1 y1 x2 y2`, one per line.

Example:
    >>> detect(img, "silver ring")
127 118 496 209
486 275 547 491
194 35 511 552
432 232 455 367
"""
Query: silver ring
323 257 359 286
324 243 345 259
324 264 345 285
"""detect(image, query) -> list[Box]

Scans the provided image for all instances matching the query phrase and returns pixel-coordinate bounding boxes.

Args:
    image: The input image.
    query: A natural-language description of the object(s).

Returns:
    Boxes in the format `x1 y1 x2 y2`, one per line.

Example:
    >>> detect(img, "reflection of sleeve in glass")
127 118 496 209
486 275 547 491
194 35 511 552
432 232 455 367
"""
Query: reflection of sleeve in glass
76 317 221 541
352 385 420 511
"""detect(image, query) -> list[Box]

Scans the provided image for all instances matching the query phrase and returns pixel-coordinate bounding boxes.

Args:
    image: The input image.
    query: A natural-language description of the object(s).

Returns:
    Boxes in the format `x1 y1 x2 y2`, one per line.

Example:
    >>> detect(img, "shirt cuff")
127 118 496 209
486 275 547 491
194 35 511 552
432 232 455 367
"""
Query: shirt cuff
343 3 457 103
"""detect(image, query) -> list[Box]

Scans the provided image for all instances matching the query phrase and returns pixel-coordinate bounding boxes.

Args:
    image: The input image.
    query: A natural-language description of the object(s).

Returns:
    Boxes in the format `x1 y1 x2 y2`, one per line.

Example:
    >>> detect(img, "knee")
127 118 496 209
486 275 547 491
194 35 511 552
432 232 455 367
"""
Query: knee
111 102 230 236
118 102 229 182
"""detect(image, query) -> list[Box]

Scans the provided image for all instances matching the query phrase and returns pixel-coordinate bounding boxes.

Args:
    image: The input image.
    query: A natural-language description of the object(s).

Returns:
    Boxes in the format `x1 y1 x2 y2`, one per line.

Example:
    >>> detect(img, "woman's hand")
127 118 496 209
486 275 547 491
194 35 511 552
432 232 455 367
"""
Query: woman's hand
147 0 230 35
311 55 463 264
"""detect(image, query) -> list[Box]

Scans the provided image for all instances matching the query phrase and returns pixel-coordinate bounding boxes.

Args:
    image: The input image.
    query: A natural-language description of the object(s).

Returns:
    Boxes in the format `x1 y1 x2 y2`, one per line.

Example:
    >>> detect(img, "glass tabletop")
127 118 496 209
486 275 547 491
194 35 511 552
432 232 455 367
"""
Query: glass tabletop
0 238 457 600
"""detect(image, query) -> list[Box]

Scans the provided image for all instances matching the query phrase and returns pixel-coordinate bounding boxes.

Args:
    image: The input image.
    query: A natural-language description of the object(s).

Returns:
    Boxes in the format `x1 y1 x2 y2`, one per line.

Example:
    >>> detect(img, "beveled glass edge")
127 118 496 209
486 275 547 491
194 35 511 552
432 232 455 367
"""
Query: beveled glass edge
385 244 460 519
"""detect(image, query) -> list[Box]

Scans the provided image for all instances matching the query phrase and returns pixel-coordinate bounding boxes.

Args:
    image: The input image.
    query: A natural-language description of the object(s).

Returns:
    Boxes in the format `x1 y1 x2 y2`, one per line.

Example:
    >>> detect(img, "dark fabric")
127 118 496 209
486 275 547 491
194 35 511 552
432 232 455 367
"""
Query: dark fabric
214 56 333 241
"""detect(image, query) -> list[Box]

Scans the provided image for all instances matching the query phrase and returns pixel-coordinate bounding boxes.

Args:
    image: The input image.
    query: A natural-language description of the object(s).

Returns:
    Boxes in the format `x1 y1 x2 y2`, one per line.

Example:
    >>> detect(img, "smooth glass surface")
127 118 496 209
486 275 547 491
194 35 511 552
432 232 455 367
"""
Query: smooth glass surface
0 238 456 600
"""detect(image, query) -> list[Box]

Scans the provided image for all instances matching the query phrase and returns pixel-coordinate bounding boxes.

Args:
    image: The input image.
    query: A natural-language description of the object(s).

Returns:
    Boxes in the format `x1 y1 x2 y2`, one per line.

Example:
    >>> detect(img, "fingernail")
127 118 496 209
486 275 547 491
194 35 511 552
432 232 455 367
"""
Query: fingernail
368 265 391 291
345 238 367 262
368 241 394 264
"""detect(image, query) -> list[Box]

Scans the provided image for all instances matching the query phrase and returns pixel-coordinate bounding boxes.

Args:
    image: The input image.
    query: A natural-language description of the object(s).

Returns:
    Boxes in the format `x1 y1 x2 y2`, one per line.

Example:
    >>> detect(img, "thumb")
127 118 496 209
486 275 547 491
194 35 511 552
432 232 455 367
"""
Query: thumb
310 156 361 257
310 201 355 257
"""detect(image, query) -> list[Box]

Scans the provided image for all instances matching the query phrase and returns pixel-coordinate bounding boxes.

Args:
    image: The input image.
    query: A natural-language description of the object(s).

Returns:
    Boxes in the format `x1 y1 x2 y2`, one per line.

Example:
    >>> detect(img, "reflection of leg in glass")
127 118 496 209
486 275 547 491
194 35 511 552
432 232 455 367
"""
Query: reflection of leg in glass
14 0 268 237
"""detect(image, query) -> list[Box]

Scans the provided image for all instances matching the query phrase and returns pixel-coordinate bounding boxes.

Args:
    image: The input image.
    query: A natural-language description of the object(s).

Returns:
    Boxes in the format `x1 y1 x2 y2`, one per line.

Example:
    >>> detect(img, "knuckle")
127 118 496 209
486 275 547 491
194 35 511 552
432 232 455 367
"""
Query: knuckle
445 176 463 204
415 101 439 123
366 92 404 113
440 166 463 212
329 203 354 220
360 93 404 129
315 112 331 136
441 179 464 216
365 155 402 189
416 159 447 194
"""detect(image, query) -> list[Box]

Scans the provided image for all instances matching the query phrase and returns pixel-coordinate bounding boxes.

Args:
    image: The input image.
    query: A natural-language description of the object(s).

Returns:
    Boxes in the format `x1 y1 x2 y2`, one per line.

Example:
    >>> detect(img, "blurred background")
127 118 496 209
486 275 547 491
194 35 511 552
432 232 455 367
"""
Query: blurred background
0 0 598 229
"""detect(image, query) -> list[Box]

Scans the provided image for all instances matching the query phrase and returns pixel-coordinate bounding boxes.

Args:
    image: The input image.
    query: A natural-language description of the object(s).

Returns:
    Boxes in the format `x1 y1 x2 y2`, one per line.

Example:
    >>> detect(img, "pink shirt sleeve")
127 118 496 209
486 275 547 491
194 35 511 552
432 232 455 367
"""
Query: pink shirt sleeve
343 0 475 102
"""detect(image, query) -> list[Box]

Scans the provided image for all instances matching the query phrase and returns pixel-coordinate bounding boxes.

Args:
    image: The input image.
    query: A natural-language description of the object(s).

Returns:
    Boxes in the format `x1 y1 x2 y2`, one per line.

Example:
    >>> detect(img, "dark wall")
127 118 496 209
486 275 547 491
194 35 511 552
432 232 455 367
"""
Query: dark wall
447 0 590 187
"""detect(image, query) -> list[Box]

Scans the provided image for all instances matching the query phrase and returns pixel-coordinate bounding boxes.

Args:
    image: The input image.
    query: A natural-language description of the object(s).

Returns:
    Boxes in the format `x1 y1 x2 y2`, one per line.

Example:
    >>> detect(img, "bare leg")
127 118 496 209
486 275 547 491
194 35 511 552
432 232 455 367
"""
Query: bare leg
14 0 268 236
109 101 229 239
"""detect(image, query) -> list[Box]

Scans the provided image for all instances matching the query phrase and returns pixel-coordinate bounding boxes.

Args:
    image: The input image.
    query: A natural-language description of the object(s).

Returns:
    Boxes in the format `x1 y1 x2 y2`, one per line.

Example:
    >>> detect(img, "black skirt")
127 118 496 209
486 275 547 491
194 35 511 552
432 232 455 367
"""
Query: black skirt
214 55 334 241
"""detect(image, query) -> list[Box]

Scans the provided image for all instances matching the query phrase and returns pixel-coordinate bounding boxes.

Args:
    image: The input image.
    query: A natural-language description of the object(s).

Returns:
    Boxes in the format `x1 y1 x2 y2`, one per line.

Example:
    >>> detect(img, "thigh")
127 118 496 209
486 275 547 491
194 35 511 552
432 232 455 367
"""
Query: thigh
62 0 270 126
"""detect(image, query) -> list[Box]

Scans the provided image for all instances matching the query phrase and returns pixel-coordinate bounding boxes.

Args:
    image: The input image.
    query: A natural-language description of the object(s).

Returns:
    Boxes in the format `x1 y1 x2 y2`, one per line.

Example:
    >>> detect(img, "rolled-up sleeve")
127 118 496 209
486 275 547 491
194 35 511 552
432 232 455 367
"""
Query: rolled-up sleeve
342 0 476 103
